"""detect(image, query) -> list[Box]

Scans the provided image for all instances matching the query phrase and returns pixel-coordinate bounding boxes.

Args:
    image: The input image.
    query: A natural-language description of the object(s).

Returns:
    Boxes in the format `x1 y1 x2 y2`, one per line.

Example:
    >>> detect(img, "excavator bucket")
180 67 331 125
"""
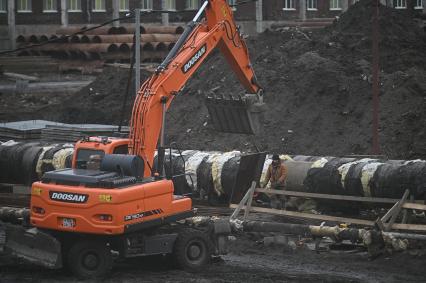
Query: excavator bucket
205 94 264 135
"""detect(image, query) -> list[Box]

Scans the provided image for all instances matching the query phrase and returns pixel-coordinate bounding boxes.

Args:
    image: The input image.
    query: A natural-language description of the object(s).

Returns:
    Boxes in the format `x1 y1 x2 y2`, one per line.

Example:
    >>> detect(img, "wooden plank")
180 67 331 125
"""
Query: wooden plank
386 190 409 231
391 223 426 232
381 199 401 223
402 202 426 211
243 181 256 221
3 72 39 82
229 204 426 232
230 204 374 226
230 187 251 220
255 188 400 204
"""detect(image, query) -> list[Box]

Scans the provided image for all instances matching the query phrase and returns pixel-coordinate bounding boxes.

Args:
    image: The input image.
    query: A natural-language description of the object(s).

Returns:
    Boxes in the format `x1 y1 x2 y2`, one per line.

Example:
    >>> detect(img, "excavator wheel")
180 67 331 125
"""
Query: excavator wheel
173 228 212 271
66 240 113 279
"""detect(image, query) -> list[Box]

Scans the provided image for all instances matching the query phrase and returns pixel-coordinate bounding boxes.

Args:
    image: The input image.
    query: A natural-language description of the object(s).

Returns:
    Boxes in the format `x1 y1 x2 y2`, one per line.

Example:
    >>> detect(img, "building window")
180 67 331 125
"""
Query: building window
283 0 295 10
330 0 341 10
119 0 129 11
307 0 317 10
68 0 82 12
141 0 153 10
93 0 106 12
394 0 407 9
414 0 423 9
17 0 32 12
0 0 6 13
43 0 57 12
228 0 237 10
164 0 176 11
186 0 199 9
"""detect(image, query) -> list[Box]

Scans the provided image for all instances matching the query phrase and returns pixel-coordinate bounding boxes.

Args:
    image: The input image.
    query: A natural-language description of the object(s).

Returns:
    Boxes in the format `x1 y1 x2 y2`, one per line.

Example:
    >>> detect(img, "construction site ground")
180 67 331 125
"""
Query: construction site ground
1 212 425 283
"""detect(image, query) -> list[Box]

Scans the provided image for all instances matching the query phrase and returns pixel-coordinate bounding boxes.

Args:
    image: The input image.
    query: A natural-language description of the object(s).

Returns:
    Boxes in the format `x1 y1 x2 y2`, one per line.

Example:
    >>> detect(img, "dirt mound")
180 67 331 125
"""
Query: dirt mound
1 0 425 159
322 0 426 72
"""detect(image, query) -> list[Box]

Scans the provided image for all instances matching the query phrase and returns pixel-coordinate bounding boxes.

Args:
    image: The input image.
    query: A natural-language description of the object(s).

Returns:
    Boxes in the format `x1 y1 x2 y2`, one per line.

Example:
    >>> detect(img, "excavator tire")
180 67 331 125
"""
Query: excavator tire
173 228 212 272
66 240 112 279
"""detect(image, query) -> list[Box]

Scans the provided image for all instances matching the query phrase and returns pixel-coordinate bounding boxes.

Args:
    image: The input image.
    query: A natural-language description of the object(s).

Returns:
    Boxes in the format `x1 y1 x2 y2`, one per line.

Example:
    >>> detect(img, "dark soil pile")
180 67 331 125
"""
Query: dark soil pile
1 0 425 159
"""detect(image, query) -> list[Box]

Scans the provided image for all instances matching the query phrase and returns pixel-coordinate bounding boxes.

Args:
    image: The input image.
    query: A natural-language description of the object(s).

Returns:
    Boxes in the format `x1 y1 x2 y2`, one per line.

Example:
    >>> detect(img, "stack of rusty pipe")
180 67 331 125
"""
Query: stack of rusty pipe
16 25 183 62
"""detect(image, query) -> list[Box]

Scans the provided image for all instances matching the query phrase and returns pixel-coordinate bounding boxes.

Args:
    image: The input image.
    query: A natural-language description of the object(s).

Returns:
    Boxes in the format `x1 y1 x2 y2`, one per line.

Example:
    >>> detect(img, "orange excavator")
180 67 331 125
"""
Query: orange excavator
1 0 263 278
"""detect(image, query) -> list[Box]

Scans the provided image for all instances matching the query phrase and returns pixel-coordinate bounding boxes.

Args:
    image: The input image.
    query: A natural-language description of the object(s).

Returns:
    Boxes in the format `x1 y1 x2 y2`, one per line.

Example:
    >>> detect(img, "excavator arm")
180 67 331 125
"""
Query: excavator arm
129 0 263 176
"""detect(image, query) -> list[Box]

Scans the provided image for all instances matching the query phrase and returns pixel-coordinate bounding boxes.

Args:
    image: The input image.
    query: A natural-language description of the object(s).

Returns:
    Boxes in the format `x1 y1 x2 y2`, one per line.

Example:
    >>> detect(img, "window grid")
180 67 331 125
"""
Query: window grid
0 0 6 13
283 0 295 10
395 0 407 8
307 0 317 10
43 0 57 12
330 0 341 10
68 0 82 12
164 0 176 11
17 0 32 12
186 0 199 10
414 0 423 9
228 0 237 10
140 0 152 10
119 0 129 11
93 0 106 11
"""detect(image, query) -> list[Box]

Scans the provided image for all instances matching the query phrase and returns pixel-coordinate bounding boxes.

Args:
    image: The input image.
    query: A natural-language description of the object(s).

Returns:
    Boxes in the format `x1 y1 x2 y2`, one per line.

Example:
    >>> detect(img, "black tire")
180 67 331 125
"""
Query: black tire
66 240 113 279
173 229 212 271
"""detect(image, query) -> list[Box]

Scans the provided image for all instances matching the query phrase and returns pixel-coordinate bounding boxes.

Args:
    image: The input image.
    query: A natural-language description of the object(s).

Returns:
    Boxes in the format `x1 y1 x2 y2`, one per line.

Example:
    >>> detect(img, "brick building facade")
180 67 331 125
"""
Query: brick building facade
0 0 425 49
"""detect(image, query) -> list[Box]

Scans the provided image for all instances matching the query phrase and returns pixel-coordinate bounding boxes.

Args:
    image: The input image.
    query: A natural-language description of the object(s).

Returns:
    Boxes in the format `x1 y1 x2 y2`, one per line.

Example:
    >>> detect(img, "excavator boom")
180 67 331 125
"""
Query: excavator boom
129 0 263 176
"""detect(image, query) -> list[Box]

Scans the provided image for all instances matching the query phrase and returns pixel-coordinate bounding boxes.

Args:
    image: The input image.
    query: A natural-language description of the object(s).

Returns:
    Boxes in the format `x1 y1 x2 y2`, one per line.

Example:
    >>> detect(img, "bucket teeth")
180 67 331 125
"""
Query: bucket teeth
205 94 262 135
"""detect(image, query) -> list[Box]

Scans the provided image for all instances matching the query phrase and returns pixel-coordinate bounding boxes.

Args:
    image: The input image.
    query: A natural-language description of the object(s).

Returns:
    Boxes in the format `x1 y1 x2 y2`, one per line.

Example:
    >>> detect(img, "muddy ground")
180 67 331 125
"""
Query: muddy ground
1 231 425 283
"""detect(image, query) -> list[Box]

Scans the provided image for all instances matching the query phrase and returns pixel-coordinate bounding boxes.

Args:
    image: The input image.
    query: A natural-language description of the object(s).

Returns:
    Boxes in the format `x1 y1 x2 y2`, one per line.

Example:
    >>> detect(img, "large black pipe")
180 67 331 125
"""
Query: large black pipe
1 142 425 201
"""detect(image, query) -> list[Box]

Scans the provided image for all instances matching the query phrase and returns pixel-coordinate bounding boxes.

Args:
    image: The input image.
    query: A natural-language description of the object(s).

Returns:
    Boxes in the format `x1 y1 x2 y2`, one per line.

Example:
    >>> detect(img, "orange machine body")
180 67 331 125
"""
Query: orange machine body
30 0 260 236
71 137 129 168
31 179 192 235
129 0 261 177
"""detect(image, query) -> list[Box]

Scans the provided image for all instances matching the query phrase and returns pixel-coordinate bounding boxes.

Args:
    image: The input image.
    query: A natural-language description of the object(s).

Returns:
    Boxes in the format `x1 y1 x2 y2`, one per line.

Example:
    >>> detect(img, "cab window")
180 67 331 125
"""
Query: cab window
76 149 105 169
113 145 129 154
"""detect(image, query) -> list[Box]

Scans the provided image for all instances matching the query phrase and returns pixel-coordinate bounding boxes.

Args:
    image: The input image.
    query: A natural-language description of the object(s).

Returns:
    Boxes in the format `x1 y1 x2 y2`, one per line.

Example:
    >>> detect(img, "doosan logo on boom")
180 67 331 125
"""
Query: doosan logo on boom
182 45 207 74
49 191 88 203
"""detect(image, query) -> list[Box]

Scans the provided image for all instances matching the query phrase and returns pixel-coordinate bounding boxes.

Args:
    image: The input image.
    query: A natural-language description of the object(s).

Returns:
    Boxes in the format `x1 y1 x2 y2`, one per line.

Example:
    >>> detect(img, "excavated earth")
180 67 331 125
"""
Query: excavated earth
1 1 424 160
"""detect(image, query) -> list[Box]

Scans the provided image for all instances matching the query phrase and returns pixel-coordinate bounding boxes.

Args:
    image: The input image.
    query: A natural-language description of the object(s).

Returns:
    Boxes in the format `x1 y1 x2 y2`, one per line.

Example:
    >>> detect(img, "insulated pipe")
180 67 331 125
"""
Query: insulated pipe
1 142 425 201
